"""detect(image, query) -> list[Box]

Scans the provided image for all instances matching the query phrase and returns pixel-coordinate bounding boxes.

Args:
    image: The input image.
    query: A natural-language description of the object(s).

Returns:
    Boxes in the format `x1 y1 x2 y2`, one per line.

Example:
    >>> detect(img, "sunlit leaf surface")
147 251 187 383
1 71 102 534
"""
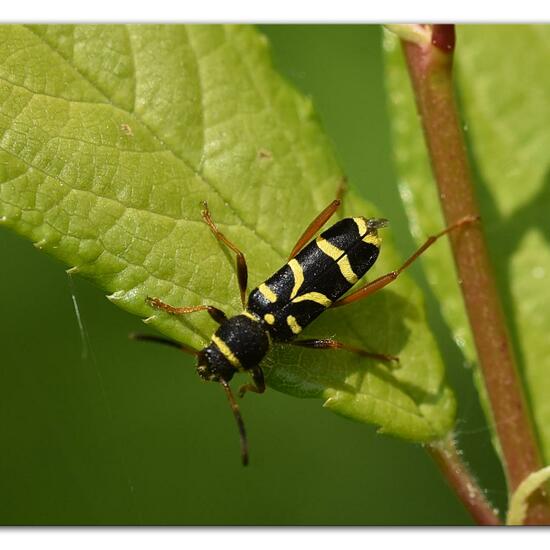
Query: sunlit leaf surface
0 24 455 440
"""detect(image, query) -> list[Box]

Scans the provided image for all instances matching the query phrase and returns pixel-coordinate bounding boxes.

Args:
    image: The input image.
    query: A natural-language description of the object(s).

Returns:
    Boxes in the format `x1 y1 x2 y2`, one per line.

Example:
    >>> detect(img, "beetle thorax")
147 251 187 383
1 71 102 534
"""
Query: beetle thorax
197 313 270 382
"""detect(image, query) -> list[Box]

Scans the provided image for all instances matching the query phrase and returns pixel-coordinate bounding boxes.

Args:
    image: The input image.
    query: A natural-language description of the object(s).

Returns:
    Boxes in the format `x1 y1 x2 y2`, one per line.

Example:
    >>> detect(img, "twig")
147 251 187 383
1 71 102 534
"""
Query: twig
398 24 550 524
427 436 501 525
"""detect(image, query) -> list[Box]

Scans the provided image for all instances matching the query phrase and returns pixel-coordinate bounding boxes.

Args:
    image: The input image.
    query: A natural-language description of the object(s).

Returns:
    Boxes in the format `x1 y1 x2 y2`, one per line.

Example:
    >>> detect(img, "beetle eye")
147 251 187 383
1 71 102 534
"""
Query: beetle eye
197 365 209 379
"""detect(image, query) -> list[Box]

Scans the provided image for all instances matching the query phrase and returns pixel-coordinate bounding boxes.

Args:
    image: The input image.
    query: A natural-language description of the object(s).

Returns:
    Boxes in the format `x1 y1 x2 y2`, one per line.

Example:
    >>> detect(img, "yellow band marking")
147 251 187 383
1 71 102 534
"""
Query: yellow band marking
242 311 259 321
288 258 304 299
353 217 367 236
264 313 275 325
258 283 277 303
212 335 242 369
286 315 302 334
293 292 332 307
337 256 359 284
363 233 381 247
317 236 358 284
316 236 342 261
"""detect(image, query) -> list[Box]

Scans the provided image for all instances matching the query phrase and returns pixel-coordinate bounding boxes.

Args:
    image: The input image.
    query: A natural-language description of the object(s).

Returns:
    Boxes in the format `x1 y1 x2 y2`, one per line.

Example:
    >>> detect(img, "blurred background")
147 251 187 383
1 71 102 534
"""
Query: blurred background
0 25 506 525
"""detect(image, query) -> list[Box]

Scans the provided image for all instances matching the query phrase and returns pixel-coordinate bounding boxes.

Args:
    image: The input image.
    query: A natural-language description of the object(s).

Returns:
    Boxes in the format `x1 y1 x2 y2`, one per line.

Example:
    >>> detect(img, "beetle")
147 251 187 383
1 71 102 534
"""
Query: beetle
133 191 474 465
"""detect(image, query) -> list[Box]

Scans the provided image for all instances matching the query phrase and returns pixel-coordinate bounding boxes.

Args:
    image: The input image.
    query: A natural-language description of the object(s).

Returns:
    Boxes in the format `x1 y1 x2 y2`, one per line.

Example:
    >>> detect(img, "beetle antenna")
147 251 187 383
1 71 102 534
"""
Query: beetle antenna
220 380 249 466
129 333 199 356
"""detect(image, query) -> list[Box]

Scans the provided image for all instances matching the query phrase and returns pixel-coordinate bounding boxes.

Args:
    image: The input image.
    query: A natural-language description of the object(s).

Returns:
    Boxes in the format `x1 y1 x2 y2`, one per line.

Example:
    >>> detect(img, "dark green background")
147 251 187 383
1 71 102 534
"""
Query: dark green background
0 25 505 525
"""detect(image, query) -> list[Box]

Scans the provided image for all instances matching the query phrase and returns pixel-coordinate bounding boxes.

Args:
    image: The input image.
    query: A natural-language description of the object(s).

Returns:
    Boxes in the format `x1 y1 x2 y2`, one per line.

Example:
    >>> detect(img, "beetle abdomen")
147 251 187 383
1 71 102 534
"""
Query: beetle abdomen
247 217 383 341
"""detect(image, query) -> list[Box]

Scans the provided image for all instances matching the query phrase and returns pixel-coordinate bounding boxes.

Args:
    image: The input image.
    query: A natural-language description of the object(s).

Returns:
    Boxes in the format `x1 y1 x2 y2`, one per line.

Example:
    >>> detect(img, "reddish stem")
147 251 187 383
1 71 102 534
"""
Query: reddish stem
431 24 455 52
428 437 501 525
400 25 550 524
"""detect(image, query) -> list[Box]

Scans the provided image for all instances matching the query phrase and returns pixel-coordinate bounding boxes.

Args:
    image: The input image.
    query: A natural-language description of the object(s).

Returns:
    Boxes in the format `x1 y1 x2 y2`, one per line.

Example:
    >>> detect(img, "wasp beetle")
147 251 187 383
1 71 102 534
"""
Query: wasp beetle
132 187 474 465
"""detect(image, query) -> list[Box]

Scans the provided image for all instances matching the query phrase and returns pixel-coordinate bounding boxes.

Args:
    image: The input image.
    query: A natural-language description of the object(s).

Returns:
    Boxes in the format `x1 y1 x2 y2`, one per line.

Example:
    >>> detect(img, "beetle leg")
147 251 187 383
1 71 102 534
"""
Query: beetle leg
202 201 249 308
146 297 228 325
290 338 398 365
288 177 347 259
333 215 479 308
239 367 266 398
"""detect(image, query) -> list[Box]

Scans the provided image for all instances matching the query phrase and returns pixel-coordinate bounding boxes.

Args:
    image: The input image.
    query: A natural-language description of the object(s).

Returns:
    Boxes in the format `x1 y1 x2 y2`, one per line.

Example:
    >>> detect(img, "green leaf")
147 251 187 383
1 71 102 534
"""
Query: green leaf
507 466 550 525
384 25 550 459
0 24 454 441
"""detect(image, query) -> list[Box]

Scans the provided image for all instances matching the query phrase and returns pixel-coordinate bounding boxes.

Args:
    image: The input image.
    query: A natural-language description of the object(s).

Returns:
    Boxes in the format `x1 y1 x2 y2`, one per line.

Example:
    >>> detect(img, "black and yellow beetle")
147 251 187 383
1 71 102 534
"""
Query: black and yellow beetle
133 190 473 465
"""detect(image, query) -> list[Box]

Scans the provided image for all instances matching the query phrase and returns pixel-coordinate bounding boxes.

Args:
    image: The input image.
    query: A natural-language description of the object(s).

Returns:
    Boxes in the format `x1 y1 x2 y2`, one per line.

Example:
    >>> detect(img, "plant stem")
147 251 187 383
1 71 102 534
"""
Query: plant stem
400 25 550 524
427 436 501 525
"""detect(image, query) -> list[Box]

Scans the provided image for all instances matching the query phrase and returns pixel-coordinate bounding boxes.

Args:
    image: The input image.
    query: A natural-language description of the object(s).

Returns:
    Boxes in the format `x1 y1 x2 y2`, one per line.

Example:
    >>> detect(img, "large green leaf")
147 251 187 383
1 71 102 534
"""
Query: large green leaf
0 24 454 441
384 25 550 459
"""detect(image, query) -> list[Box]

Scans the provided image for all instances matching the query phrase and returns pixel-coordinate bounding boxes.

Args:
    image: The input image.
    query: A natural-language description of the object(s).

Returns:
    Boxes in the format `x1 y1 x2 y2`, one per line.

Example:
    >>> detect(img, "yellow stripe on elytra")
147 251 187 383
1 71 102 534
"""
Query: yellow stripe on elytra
286 315 302 334
242 311 259 321
316 236 343 261
337 256 358 284
264 313 275 325
212 335 242 369
293 292 332 307
258 282 277 303
353 217 368 236
288 258 304 299
317 236 358 284
363 232 381 247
